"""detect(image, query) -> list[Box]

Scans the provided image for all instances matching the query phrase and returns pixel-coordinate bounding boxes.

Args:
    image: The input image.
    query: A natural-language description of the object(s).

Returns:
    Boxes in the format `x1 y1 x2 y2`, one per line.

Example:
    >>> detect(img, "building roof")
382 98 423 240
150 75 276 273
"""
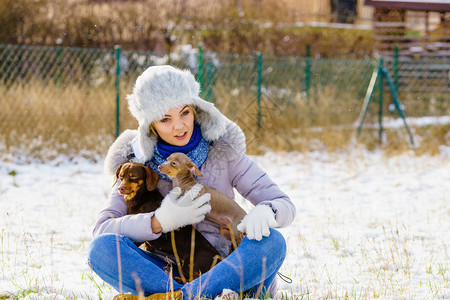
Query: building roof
365 0 450 11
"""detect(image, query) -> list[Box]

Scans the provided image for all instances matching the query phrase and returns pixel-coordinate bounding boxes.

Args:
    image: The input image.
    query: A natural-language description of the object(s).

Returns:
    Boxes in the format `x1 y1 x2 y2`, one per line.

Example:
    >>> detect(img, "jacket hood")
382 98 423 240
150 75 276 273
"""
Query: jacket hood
127 65 227 162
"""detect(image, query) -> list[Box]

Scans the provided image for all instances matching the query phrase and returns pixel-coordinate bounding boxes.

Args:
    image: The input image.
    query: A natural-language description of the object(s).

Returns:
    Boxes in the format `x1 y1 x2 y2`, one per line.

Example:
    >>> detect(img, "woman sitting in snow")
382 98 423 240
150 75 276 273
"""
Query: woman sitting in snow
87 65 296 300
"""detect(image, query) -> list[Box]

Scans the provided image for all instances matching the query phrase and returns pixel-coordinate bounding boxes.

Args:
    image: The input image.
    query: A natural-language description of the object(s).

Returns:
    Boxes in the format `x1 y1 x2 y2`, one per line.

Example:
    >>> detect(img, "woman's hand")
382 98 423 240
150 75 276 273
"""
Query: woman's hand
154 184 211 233
237 205 278 241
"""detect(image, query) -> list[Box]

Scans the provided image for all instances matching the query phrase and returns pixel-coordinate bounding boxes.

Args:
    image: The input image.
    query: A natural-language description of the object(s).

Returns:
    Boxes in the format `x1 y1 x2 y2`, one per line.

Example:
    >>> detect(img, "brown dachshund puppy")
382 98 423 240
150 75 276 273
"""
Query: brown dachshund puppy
114 162 220 283
158 153 247 246
114 162 162 214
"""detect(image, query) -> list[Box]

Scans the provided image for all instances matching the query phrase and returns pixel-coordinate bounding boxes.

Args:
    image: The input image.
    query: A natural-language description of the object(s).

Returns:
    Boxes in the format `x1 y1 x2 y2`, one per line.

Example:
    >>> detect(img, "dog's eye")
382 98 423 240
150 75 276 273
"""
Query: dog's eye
171 161 177 166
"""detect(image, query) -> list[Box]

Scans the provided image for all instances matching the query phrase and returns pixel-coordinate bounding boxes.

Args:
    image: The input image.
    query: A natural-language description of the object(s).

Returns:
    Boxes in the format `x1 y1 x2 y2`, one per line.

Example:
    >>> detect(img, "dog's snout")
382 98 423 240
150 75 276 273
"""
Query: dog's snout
118 185 128 194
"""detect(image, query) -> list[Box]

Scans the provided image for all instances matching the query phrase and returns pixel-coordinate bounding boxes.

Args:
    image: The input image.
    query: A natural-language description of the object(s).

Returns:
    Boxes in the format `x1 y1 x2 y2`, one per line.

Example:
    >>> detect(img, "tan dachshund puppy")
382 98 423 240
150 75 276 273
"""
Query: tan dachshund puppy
114 162 220 283
158 153 247 246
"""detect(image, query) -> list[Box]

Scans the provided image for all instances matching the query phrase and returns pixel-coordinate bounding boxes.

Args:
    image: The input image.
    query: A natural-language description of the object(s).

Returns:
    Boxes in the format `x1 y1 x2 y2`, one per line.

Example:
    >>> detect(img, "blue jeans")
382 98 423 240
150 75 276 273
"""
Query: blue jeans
87 229 286 300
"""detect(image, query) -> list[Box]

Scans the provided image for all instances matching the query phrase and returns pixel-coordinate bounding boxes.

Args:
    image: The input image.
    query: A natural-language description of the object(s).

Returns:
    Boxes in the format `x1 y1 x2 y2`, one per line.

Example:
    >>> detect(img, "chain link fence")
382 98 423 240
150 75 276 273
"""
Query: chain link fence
0 44 448 159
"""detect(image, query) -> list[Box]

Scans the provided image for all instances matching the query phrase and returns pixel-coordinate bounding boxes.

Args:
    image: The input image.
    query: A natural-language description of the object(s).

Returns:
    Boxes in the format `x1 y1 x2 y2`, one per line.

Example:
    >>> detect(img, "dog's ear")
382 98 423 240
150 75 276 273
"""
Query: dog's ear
145 166 159 191
188 162 203 177
113 164 123 187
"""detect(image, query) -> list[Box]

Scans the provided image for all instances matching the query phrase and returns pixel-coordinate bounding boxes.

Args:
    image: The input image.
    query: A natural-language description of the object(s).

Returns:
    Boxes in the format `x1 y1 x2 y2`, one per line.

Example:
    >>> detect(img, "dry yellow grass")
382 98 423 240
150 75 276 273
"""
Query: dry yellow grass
0 80 120 161
0 76 447 161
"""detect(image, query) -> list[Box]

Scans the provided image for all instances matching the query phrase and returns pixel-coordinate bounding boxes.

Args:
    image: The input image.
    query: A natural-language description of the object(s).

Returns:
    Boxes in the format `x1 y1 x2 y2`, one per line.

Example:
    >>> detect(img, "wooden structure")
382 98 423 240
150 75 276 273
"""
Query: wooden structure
365 1 449 55
365 0 449 94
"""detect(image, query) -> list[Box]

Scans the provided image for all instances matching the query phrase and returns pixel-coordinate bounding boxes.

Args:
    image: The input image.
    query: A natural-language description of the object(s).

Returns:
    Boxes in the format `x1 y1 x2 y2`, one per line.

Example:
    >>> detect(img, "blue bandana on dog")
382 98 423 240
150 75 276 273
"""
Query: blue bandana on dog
146 124 209 182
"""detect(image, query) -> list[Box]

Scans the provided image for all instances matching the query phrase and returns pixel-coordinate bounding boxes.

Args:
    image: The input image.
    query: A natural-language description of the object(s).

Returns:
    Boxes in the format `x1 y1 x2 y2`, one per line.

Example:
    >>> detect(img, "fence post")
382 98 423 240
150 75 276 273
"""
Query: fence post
378 57 384 143
56 40 62 86
304 44 311 101
206 61 214 102
198 43 204 94
115 45 121 138
256 52 263 130
393 44 399 92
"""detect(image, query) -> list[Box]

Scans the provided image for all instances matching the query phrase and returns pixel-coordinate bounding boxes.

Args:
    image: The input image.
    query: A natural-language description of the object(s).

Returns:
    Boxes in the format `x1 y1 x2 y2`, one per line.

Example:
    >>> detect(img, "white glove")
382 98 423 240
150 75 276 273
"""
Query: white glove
154 184 211 233
237 205 278 241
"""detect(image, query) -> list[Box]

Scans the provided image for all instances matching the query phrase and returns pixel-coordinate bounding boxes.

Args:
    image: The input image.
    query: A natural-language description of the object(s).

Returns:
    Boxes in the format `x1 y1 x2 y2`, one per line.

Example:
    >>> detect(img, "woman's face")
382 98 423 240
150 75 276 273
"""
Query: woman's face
152 105 195 146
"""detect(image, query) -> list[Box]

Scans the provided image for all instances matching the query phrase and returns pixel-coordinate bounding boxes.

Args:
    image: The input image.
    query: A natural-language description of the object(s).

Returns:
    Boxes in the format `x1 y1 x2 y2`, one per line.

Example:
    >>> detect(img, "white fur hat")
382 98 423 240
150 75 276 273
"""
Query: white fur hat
127 65 227 162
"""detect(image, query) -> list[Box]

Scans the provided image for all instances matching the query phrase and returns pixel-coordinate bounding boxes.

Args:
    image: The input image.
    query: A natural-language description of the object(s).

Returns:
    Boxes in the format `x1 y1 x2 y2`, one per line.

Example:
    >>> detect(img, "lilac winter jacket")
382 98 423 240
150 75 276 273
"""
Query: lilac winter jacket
93 119 296 257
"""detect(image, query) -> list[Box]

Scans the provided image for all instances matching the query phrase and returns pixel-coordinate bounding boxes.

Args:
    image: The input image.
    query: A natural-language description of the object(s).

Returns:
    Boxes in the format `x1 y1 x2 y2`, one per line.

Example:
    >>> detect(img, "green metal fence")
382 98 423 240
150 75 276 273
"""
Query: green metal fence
0 44 448 158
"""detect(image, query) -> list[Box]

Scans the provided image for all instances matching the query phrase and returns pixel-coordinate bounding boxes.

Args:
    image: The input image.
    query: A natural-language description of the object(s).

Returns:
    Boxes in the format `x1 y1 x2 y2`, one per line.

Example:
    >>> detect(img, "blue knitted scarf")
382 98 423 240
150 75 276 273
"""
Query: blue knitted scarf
146 124 209 182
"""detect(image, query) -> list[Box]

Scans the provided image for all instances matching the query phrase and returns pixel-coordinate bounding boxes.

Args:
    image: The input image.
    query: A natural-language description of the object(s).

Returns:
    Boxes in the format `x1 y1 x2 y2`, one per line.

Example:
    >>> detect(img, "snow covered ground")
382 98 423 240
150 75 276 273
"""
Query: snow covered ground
0 147 449 299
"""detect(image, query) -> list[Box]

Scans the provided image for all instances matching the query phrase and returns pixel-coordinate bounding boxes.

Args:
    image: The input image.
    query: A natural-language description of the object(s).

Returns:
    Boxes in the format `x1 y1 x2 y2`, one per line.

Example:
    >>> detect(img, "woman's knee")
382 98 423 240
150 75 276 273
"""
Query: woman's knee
265 228 287 256
87 233 125 266
240 228 287 262
89 233 115 253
